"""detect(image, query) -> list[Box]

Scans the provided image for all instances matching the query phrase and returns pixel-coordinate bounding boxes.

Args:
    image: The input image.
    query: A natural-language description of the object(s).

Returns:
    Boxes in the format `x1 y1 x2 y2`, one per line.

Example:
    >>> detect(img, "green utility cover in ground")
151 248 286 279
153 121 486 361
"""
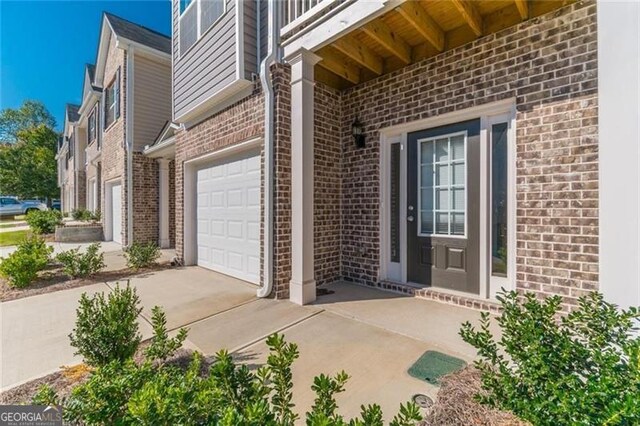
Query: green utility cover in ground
408 351 466 385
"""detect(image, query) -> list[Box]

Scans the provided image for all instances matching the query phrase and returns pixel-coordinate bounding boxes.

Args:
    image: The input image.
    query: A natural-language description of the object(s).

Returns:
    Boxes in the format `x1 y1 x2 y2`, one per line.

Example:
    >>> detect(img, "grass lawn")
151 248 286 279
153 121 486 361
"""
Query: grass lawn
0 230 30 247
0 223 26 229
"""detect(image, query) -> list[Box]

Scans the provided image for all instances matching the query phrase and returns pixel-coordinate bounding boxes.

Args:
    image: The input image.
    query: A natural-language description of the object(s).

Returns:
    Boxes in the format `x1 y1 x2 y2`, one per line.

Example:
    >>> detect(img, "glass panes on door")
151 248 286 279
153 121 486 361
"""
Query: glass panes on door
491 123 509 277
419 133 466 236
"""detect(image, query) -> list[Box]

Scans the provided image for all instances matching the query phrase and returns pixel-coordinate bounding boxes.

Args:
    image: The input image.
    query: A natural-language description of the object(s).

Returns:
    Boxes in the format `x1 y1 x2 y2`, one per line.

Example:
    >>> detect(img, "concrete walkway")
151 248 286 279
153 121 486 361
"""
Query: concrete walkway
1 267 486 421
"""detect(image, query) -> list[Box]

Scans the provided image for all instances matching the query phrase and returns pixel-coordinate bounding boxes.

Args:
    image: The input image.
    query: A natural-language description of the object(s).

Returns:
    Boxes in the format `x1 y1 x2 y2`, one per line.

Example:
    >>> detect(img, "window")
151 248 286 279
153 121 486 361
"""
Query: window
419 133 466 237
491 122 509 277
1 198 19 205
180 0 193 13
88 109 96 143
179 0 226 55
104 69 120 129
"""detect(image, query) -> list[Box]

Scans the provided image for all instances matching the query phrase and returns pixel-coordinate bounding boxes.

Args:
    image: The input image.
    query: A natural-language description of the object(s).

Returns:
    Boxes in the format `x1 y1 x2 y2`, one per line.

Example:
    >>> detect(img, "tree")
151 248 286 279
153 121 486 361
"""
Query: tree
0 125 59 200
0 100 56 142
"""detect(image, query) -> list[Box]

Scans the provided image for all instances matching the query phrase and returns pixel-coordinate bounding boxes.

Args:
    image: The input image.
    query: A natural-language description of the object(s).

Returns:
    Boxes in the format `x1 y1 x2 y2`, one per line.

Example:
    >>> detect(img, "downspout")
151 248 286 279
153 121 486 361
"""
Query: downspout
125 46 134 246
257 0 279 298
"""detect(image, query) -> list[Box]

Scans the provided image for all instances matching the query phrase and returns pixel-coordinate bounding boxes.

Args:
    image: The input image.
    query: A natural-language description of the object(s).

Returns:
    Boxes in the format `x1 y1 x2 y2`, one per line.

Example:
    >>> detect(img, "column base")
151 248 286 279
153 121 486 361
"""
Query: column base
289 278 317 305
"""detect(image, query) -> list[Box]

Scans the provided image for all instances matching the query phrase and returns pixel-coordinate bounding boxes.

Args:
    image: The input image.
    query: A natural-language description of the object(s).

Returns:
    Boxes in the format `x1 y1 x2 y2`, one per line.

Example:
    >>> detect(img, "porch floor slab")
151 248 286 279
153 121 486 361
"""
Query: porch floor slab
312 281 492 360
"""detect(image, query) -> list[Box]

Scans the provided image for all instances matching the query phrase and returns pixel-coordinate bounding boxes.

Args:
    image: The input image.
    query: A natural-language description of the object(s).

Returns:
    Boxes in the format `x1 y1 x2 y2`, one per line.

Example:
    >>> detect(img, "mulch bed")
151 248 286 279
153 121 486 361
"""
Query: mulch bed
0 262 173 302
422 366 529 426
0 365 92 405
0 345 201 405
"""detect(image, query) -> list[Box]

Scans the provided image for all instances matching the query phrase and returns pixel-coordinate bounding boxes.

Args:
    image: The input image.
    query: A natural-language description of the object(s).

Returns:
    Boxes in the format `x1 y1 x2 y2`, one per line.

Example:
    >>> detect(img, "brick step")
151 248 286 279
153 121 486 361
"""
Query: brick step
377 280 501 314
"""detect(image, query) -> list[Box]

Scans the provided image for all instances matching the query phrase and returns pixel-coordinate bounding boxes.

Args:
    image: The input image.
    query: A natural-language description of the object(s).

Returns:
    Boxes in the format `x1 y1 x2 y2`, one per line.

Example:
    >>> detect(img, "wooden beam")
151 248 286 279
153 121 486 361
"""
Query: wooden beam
362 19 411 64
514 0 529 20
317 46 361 84
451 0 483 37
332 36 384 75
396 2 445 52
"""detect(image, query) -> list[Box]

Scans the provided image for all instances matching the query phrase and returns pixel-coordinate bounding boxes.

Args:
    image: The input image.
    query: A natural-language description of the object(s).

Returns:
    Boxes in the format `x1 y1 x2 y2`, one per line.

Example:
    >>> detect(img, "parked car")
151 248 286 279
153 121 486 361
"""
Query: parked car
51 199 61 210
0 197 48 218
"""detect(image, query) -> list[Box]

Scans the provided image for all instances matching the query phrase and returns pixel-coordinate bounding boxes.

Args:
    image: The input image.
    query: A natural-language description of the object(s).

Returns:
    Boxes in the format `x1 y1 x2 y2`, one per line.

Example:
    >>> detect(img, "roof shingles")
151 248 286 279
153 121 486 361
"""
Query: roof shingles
104 12 171 54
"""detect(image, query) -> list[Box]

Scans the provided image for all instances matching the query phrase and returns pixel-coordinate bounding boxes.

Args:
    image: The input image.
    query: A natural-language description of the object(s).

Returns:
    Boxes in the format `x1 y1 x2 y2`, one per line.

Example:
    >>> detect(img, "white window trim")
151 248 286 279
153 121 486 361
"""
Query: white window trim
179 0 228 59
417 130 468 239
105 81 117 129
379 98 517 302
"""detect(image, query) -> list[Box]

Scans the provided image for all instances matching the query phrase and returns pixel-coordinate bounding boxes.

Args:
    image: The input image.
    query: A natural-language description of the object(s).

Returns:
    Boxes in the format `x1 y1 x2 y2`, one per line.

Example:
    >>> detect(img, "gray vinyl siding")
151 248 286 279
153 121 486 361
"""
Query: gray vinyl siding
172 0 238 119
259 0 267 62
244 0 258 80
133 55 172 152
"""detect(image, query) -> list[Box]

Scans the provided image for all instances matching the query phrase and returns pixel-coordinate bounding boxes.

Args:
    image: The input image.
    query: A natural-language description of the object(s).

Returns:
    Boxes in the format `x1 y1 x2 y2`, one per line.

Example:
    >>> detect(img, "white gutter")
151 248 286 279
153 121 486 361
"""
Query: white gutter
125 46 135 246
257 0 279 298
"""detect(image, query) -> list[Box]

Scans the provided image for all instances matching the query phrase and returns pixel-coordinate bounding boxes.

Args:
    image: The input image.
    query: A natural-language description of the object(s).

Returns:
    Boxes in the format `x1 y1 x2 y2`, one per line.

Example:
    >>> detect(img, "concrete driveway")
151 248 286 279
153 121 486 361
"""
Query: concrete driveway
1 266 485 421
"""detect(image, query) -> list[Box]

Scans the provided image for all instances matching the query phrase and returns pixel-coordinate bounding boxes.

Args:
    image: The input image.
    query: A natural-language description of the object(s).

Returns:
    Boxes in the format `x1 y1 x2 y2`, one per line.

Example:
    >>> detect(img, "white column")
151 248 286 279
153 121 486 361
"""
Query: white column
288 48 321 305
598 1 640 308
158 159 170 249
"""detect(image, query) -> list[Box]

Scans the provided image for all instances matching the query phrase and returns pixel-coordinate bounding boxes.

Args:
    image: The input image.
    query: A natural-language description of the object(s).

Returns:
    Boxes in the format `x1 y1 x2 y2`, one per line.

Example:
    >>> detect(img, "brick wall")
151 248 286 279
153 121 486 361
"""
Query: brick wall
75 170 86 210
314 83 342 287
131 153 159 243
100 33 127 243
169 160 176 247
338 0 598 310
272 64 292 298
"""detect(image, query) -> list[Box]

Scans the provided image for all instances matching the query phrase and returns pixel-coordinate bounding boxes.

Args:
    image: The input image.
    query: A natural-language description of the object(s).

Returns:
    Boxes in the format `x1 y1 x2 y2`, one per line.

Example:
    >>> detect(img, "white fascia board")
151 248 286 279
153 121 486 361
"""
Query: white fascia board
282 0 406 59
143 137 176 158
116 37 171 62
94 17 112 84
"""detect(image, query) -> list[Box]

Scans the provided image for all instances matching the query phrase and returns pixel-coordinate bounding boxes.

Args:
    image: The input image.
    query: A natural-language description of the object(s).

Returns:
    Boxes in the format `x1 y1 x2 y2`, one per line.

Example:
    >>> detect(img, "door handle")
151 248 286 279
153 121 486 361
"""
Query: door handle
407 215 414 222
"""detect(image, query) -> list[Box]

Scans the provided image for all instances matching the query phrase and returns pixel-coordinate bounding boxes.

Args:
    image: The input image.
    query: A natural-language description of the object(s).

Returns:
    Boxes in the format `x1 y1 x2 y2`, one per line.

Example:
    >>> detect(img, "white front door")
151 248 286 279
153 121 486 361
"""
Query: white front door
111 184 122 244
195 150 261 284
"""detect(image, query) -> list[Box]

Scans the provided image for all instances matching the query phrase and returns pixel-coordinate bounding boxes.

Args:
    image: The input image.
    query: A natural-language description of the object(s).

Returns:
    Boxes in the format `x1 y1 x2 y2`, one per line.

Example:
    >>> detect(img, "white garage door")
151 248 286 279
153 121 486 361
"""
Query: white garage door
111 184 122 244
196 150 261 284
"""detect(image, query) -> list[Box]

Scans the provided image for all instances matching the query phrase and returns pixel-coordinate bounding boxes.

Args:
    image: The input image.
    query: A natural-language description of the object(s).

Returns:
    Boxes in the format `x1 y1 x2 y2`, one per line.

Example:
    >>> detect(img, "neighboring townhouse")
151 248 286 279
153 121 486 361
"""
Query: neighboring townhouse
62 13 173 246
80 64 103 214
56 104 85 213
170 0 638 312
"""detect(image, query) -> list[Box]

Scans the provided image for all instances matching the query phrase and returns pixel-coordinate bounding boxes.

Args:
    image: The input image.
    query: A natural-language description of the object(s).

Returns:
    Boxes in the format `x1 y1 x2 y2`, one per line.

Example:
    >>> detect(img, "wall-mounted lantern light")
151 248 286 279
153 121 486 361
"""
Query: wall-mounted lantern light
352 117 365 149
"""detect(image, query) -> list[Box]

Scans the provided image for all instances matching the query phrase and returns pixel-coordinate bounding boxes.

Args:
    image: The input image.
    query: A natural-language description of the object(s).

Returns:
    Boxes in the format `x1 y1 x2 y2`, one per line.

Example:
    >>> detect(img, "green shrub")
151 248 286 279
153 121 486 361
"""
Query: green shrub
32 384 60 406
71 208 94 221
49 327 421 425
56 243 105 279
144 306 188 363
69 283 142 367
91 209 101 222
123 242 161 269
26 209 62 234
460 291 640 426
0 235 52 288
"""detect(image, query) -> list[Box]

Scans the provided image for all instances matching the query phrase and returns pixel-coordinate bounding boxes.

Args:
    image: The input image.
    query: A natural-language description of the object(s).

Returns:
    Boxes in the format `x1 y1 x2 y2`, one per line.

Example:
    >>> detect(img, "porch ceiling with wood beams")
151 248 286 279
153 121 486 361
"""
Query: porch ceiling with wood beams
314 0 575 89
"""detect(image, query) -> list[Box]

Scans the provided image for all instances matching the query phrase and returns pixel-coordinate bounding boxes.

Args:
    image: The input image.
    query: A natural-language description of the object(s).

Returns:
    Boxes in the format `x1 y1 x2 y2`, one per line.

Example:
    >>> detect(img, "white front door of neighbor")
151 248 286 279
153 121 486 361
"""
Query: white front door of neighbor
196 149 261 284
111 184 122 244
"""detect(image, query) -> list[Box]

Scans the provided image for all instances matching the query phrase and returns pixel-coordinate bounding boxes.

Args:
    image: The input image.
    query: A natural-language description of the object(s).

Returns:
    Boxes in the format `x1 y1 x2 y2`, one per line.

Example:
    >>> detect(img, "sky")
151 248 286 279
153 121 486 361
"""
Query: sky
0 0 172 131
